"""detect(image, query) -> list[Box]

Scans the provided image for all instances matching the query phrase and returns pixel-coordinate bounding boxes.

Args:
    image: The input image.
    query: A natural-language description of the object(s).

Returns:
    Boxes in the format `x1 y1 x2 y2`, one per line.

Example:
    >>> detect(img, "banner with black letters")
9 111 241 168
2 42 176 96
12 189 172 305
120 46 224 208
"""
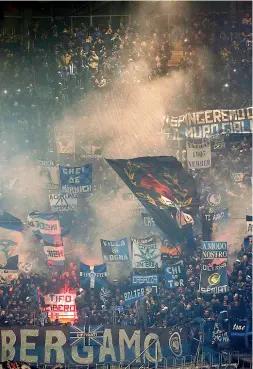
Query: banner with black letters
186 141 211 169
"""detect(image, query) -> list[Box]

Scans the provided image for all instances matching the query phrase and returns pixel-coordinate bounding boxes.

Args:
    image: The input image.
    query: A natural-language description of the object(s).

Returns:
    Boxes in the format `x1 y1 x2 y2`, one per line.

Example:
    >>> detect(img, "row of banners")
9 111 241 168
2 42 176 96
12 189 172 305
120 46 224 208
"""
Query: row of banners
0 320 251 365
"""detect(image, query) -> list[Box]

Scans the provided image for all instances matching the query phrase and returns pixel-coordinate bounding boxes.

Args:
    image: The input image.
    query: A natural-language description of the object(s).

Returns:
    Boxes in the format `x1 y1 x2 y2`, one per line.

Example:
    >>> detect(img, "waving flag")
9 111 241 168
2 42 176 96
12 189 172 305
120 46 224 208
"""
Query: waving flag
27 212 64 266
0 212 23 283
107 156 198 243
80 263 107 289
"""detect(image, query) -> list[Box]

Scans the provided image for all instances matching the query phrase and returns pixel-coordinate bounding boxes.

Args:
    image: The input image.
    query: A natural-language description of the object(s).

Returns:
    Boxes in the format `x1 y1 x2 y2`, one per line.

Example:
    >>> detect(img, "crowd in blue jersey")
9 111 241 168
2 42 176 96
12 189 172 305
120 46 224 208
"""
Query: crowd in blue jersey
0 7 251 357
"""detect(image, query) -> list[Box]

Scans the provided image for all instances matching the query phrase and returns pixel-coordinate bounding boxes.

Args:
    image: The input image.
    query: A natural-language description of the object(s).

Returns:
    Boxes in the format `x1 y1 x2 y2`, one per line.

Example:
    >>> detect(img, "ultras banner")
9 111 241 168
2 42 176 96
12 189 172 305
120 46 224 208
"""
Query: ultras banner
100 238 129 262
59 165 92 194
199 261 228 294
186 141 211 169
162 107 252 139
131 236 161 269
36 160 59 190
49 193 77 212
107 156 198 243
0 325 188 364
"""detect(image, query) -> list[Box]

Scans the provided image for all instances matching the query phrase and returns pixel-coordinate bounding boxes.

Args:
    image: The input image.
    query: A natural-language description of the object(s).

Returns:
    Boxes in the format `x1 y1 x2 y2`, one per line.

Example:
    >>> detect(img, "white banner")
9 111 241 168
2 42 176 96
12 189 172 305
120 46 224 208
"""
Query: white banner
43 245 65 265
55 127 75 154
36 160 59 190
186 141 211 169
131 236 161 269
49 193 77 212
42 293 77 322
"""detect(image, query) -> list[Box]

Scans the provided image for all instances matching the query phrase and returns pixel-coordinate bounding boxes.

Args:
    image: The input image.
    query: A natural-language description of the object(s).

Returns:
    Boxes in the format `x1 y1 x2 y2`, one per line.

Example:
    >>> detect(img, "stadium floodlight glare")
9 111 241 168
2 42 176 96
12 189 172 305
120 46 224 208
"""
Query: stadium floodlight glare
224 83 229 87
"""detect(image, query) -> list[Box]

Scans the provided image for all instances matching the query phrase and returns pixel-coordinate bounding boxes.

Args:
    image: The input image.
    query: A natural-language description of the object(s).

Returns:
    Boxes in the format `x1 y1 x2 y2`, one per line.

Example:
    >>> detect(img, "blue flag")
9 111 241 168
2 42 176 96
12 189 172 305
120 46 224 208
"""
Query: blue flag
60 165 92 193
0 212 23 283
80 263 107 289
163 260 185 288
100 238 129 262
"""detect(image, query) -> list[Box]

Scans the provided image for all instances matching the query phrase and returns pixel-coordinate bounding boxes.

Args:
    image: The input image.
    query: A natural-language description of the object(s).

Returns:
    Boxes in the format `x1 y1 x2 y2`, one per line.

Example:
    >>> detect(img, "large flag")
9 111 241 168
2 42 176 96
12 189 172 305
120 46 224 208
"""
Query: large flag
106 156 198 242
27 212 64 266
0 212 23 283
79 263 107 289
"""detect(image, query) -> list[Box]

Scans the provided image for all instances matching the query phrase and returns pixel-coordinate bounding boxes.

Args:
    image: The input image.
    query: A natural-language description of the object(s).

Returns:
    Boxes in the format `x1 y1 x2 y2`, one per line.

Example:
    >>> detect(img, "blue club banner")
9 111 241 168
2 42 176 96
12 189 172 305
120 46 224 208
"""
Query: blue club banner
132 274 159 286
163 260 185 288
163 107 252 140
101 238 129 262
60 164 92 193
0 325 192 364
80 263 107 289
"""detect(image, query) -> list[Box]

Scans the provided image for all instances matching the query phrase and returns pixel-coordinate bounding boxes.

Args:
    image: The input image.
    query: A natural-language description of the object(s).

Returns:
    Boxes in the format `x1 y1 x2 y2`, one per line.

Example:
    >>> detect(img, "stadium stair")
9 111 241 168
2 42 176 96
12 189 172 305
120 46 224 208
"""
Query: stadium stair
168 41 184 68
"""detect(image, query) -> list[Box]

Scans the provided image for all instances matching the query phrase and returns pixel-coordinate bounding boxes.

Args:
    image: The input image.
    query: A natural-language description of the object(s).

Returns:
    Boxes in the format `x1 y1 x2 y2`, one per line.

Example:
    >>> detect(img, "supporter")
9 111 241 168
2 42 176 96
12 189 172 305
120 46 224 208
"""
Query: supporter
0 5 251 340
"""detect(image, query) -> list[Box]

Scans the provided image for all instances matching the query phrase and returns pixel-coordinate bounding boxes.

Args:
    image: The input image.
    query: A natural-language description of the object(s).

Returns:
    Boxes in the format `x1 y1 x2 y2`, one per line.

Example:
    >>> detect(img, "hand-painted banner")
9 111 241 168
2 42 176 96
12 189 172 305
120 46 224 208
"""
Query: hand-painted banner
132 274 159 286
107 156 197 243
80 263 107 289
55 127 75 154
42 294 77 323
229 319 248 337
121 286 146 306
0 325 188 364
246 215 252 236
0 212 23 284
163 107 252 139
131 236 161 269
101 238 129 262
27 212 62 245
186 141 211 169
141 213 156 227
199 261 228 294
60 165 92 194
201 241 228 260
163 107 252 127
41 240 65 266
49 193 77 212
36 160 59 190
160 239 182 260
163 260 185 288
203 208 229 234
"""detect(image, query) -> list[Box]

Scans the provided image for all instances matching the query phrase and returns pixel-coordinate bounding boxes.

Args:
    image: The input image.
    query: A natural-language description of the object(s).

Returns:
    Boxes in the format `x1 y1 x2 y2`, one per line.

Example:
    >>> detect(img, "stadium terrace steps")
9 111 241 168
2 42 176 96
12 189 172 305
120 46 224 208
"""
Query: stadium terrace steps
168 41 184 67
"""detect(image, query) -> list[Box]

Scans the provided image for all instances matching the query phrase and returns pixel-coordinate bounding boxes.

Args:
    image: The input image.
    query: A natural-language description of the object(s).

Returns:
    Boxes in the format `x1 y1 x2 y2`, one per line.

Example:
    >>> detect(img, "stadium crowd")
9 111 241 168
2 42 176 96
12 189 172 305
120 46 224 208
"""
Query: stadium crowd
0 5 251 343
